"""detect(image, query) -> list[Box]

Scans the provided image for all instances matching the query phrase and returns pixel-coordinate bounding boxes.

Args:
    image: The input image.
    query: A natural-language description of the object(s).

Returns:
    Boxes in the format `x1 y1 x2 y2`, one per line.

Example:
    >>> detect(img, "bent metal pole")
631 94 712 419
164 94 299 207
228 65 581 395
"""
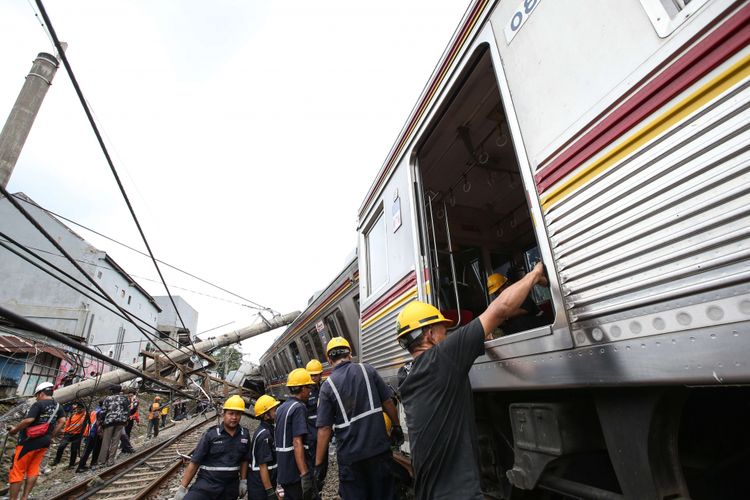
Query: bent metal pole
1 307 299 404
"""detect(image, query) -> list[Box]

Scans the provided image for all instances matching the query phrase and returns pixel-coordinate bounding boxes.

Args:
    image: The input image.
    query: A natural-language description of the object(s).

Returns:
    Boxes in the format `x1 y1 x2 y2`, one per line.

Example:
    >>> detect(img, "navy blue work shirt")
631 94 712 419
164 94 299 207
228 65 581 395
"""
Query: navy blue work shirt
274 397 309 485
191 424 251 480
248 420 277 495
306 385 319 442
316 361 392 465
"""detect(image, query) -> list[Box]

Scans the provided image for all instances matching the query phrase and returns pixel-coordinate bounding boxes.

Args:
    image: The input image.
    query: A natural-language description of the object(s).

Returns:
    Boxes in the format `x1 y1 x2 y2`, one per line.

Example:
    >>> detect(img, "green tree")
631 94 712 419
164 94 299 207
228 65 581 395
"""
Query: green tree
213 346 243 379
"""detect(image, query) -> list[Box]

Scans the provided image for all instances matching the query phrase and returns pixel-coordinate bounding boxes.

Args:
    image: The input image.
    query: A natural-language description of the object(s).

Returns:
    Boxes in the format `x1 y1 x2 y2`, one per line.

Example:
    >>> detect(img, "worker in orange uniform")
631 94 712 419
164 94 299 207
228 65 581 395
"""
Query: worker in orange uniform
7 382 66 500
147 396 161 439
397 262 547 499
50 401 86 468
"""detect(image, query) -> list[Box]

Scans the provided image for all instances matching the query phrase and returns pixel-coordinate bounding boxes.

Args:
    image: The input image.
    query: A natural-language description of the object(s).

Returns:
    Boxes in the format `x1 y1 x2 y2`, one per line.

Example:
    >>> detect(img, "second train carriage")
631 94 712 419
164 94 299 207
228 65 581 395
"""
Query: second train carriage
261 1 750 498
259 253 360 401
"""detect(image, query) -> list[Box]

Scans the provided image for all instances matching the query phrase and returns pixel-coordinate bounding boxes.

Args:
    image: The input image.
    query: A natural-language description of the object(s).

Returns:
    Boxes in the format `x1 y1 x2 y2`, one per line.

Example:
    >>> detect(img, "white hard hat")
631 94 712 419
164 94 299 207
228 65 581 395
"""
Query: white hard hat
34 381 54 394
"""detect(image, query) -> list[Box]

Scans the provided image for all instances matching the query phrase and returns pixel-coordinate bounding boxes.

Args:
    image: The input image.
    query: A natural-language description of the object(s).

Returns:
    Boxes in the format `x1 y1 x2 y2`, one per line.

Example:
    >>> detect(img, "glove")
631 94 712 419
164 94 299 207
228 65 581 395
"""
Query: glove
391 426 405 447
314 462 327 490
266 487 279 499
174 485 188 500
238 479 247 497
301 471 315 500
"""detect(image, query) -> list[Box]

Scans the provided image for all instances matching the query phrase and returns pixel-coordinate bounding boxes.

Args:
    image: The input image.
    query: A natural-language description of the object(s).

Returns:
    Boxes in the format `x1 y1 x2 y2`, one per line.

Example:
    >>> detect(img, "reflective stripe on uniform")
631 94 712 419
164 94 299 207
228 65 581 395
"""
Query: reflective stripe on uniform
325 363 382 430
199 465 240 471
251 428 278 471
275 401 309 453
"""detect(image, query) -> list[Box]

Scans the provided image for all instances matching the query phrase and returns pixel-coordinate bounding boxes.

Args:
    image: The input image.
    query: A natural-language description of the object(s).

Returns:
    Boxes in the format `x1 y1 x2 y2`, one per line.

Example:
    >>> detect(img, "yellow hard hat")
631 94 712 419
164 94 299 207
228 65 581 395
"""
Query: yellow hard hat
254 395 280 417
287 368 314 387
326 337 351 354
383 412 392 437
223 395 246 412
487 273 508 295
306 359 323 375
396 301 453 348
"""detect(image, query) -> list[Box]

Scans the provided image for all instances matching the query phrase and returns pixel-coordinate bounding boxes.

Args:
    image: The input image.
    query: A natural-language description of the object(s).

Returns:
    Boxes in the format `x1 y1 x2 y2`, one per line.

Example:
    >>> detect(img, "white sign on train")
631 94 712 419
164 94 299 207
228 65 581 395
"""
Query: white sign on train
504 0 542 44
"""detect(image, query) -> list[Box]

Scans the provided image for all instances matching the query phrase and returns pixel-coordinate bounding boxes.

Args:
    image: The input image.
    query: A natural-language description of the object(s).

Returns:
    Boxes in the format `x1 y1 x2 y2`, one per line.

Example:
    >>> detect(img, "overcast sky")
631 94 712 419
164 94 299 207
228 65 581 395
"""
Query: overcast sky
1 0 471 362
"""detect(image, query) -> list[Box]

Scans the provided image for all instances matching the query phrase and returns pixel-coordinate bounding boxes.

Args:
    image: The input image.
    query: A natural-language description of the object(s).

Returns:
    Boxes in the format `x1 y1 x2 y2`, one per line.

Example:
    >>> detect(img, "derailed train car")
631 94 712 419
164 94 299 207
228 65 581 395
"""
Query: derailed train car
259 253 359 400
262 1 750 497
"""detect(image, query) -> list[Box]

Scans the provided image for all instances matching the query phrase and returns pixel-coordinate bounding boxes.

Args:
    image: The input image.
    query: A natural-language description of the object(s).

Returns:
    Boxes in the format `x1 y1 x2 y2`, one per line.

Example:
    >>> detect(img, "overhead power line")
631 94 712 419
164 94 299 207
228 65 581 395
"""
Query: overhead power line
34 0 193 352
12 194 274 312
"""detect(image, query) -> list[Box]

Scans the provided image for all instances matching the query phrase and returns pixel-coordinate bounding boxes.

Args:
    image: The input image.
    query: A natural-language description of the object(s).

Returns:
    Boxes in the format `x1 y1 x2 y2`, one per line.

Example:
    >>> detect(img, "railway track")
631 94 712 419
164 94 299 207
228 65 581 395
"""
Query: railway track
50 412 218 500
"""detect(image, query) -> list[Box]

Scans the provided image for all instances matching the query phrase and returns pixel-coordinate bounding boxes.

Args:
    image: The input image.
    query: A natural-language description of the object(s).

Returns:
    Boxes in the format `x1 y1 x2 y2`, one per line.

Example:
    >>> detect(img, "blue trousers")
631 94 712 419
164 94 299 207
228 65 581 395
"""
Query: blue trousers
338 452 396 500
184 472 239 500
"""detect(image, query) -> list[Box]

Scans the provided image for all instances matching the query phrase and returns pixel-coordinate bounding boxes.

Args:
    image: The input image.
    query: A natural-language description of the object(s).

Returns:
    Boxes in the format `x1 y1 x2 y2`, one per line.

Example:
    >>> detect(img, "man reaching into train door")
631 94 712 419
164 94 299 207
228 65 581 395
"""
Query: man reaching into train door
314 337 402 500
397 262 547 500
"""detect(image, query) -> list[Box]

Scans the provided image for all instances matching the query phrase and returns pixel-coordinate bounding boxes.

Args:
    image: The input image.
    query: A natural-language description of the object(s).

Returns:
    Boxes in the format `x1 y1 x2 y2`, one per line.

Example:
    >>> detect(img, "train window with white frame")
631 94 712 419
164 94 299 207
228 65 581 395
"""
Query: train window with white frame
639 0 710 37
289 341 304 368
364 209 387 296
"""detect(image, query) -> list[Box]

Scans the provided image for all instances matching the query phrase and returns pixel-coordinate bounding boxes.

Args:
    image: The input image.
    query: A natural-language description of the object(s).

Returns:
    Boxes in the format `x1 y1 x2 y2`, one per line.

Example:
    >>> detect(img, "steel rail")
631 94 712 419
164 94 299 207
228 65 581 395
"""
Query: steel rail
49 411 218 500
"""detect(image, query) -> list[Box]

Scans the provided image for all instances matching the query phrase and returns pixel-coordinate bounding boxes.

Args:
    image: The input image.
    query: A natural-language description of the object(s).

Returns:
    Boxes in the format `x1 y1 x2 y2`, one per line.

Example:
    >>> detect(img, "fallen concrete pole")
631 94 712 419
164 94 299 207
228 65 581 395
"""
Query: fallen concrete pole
52 311 299 404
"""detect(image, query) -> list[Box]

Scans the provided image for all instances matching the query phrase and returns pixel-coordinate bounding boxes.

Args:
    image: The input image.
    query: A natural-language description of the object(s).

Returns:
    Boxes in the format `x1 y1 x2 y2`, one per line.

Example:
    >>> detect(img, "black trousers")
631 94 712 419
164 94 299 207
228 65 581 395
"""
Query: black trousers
338 452 396 500
77 434 101 469
53 433 83 466
125 418 135 437
184 472 239 500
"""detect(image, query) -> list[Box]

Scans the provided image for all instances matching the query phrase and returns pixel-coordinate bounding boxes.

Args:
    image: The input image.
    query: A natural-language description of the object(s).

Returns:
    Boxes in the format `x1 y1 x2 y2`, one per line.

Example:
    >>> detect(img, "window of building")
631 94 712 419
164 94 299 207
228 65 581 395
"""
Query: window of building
639 0 709 37
114 327 125 361
121 290 125 298
19 353 59 396
364 210 387 295
97 271 102 279
127 295 132 305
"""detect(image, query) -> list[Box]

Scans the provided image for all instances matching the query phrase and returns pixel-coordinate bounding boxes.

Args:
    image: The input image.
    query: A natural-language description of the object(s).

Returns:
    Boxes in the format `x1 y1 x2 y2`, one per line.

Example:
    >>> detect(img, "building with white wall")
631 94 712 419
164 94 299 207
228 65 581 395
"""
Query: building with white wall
0 193 161 394
153 295 198 351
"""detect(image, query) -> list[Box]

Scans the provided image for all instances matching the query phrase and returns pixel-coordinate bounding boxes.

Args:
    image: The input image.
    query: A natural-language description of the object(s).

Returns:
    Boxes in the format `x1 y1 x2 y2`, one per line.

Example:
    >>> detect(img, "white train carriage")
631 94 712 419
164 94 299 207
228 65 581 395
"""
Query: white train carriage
356 0 750 498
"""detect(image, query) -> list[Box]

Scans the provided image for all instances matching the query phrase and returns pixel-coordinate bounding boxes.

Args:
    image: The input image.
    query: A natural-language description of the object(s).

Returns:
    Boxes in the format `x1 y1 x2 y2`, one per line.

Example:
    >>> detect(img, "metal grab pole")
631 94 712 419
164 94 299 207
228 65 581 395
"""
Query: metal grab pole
442 200 463 330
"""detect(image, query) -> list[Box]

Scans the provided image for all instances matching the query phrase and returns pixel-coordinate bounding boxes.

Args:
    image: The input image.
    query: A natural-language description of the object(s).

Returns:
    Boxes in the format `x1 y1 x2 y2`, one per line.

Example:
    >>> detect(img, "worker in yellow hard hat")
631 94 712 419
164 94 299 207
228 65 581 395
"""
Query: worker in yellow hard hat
396 262 547 499
249 395 281 499
314 337 401 499
175 395 251 500
487 270 545 335
304 358 324 493
275 368 318 500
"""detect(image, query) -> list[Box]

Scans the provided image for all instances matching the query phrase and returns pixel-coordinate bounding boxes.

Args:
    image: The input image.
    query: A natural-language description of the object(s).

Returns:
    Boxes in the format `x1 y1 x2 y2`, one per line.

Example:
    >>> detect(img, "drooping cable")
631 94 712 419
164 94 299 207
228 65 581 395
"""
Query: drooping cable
34 0 197 354
11 194 274 312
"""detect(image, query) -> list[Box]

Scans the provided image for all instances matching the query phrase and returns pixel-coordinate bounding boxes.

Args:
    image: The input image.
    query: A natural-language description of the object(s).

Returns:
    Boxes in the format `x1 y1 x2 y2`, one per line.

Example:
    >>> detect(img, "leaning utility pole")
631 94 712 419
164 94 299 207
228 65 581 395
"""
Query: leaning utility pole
52 311 299 404
0 52 59 188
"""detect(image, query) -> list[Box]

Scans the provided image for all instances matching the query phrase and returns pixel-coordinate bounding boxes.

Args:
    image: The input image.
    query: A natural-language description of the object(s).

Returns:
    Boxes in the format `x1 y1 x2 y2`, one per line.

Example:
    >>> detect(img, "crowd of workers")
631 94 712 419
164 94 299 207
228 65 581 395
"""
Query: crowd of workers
4 263 544 500
175 262 545 499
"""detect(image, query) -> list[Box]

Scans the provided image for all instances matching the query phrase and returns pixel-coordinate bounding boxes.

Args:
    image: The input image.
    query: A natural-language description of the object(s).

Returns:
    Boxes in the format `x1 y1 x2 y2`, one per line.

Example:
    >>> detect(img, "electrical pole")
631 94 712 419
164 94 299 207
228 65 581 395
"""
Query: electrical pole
0 52 59 189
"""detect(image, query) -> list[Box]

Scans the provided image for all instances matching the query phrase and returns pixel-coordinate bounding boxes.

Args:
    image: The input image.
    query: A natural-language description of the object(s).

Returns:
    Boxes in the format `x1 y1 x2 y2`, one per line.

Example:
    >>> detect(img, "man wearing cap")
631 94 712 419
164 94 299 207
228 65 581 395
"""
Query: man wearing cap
249 395 280 500
275 368 317 500
7 381 66 500
397 262 547 500
97 384 130 467
314 337 401 499
175 395 251 500
147 396 161 439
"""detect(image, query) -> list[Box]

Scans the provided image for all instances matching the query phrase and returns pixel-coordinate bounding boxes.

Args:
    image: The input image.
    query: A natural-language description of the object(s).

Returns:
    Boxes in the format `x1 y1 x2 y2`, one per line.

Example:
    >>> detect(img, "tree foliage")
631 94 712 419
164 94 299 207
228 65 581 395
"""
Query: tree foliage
213 346 243 379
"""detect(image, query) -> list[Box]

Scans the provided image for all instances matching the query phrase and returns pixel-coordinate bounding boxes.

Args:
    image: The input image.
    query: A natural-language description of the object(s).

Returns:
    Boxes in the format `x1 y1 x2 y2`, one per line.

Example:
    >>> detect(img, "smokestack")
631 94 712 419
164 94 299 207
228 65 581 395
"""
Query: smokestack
0 52 59 189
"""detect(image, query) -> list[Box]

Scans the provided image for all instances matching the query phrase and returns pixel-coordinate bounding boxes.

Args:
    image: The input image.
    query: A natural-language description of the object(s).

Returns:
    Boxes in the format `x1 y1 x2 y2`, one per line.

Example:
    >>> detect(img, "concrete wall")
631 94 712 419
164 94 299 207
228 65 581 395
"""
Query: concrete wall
0 193 160 368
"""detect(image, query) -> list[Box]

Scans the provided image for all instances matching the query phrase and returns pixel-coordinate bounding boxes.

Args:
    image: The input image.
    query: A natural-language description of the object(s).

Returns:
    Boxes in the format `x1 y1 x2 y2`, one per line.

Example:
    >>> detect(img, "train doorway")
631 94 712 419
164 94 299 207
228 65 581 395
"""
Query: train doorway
414 45 553 337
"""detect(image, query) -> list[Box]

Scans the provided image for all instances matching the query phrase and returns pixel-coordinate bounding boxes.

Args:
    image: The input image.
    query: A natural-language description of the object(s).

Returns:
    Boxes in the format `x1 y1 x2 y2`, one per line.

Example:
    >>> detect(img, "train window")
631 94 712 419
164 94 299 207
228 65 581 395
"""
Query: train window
639 0 710 37
414 45 554 338
289 341 304 368
325 309 356 356
301 334 316 361
364 210 387 295
308 328 325 359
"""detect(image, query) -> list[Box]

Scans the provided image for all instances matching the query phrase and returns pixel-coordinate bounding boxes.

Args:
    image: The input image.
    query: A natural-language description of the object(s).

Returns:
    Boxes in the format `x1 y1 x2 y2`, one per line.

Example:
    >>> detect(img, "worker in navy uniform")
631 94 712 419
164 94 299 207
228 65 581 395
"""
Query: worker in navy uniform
304 358 325 492
249 395 280 500
314 337 402 500
397 262 547 500
275 368 317 500
174 395 251 500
